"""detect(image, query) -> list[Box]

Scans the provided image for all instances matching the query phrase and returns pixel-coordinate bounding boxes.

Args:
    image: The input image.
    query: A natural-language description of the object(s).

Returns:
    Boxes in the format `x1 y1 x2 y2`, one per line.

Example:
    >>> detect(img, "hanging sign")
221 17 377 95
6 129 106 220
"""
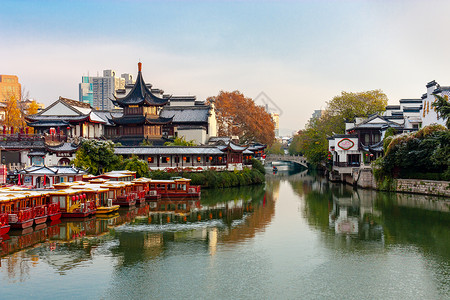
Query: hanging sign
337 138 355 150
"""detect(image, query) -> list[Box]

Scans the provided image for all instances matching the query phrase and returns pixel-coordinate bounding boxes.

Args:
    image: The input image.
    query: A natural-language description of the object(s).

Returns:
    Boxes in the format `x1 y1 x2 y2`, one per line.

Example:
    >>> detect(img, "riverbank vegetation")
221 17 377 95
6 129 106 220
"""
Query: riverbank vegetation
148 159 265 188
373 125 450 187
289 90 388 166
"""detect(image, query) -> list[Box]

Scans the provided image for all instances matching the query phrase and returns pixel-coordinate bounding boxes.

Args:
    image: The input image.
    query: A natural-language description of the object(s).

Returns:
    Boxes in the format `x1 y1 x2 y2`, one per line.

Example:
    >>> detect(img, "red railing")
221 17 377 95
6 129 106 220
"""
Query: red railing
47 203 60 215
118 192 138 202
33 205 47 218
9 208 34 223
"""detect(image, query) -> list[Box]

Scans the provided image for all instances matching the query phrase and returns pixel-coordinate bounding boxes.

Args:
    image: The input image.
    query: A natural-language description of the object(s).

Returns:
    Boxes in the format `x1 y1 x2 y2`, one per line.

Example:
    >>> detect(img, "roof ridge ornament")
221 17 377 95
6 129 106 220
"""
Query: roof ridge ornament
138 62 142 72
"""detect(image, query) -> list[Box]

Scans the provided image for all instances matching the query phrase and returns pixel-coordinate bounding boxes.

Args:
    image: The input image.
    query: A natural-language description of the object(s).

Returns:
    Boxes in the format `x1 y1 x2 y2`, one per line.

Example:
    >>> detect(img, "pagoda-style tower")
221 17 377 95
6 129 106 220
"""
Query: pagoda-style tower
108 62 173 145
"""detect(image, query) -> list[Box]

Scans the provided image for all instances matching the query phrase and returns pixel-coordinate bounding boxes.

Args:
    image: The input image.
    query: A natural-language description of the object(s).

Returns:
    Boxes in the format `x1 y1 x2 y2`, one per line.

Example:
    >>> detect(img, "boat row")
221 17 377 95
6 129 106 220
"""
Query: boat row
0 170 201 237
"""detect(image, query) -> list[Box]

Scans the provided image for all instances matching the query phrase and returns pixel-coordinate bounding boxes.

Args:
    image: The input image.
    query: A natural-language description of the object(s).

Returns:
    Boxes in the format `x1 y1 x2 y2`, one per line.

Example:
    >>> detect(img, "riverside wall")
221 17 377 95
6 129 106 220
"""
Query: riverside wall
347 168 450 198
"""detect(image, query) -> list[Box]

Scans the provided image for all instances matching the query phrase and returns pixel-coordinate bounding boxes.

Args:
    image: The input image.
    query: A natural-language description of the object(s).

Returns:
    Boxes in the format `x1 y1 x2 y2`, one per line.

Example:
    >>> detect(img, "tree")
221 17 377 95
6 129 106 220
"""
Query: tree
294 90 388 166
27 100 39 115
432 95 450 128
121 155 149 178
326 90 388 120
3 94 23 129
164 136 196 146
208 91 275 145
266 140 284 155
72 139 122 175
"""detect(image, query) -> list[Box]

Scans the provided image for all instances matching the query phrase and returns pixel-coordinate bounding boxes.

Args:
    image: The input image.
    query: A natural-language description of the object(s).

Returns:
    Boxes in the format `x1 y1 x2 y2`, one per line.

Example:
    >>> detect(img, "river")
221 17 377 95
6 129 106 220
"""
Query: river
1 169 449 299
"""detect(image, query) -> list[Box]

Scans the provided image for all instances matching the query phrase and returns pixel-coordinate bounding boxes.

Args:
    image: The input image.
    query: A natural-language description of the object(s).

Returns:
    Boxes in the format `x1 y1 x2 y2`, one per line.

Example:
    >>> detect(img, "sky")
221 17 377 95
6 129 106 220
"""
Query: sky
2 0 450 135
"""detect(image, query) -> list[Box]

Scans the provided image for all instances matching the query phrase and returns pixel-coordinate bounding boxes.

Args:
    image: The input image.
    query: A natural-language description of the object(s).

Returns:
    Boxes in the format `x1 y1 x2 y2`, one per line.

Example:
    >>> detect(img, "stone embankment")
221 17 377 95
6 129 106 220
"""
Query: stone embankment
350 167 450 197
395 179 450 197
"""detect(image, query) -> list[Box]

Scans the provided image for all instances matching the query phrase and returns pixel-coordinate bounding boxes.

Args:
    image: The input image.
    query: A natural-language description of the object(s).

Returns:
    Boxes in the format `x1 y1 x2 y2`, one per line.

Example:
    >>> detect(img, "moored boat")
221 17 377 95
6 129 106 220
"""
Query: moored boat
148 178 201 199
48 189 95 218
101 181 137 207
0 212 10 236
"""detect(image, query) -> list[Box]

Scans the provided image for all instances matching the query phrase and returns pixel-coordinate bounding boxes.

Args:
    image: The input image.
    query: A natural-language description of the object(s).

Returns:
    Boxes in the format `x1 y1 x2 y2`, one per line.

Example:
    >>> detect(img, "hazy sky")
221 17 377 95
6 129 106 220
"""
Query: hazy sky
1 0 450 135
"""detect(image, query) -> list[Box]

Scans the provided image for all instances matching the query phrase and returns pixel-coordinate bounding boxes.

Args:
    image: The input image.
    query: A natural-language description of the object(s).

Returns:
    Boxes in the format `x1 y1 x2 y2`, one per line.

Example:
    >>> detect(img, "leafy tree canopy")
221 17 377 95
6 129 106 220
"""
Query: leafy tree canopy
266 140 284 155
294 90 388 166
121 155 149 178
164 136 196 146
208 90 275 145
432 94 450 128
72 139 122 175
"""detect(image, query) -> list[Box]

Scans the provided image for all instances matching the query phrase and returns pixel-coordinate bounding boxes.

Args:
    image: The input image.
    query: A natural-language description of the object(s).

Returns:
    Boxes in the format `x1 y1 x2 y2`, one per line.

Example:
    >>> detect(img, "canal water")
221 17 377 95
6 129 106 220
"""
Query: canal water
1 169 449 299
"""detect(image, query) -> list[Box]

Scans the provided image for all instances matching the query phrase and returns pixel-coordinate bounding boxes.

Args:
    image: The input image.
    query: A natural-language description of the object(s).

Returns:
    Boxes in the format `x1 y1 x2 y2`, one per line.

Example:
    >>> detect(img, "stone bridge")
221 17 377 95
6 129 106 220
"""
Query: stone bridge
265 155 308 168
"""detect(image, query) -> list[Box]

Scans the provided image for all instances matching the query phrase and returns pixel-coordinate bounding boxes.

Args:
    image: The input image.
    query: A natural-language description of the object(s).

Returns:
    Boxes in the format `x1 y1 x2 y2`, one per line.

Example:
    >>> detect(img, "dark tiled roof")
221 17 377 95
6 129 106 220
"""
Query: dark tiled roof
385 105 400 110
160 106 210 123
27 115 89 122
115 146 223 155
426 80 437 88
46 142 80 152
177 125 206 130
110 115 172 125
113 64 169 107
0 139 45 149
20 165 86 175
27 120 70 127
399 99 422 103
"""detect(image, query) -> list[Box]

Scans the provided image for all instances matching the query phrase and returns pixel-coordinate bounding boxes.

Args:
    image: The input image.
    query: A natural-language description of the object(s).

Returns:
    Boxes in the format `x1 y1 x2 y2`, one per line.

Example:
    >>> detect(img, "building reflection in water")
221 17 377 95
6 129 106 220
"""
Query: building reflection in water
0 183 275 277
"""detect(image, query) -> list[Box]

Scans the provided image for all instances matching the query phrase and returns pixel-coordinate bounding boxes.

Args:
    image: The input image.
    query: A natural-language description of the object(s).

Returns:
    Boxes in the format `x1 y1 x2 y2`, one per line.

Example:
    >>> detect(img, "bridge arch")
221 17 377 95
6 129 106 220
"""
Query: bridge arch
265 155 308 168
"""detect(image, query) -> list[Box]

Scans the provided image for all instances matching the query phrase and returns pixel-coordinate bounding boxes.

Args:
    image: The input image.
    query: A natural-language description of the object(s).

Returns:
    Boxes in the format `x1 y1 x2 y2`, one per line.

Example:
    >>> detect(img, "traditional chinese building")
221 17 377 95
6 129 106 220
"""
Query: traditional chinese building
106 63 173 145
26 96 107 139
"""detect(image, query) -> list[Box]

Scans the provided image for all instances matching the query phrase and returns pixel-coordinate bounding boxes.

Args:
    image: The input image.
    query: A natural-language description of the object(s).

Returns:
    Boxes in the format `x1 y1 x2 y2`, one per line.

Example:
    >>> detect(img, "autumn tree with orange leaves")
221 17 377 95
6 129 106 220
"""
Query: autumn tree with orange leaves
208 91 275 145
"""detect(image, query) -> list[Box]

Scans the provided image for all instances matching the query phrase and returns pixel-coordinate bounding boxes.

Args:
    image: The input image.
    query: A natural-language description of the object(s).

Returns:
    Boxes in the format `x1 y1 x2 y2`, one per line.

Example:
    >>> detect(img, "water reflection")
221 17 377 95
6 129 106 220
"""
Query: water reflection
285 172 450 259
1 171 449 299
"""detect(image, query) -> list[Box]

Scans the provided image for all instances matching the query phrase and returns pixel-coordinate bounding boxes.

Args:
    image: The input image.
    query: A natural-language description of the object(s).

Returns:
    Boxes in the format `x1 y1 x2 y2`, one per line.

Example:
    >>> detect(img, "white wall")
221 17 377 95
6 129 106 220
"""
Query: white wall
177 128 207 145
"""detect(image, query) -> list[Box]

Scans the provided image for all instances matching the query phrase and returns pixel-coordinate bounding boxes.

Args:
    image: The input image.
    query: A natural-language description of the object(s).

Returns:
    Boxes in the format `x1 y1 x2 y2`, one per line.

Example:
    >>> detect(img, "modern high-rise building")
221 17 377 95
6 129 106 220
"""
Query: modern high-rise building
0 75 21 103
79 70 132 110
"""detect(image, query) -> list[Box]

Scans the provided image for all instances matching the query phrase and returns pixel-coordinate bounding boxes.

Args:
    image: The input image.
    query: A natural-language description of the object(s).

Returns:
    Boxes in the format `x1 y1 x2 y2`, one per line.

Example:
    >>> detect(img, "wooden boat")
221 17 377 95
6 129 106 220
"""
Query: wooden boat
148 178 201 199
131 178 151 204
0 194 35 229
70 182 120 215
0 212 10 236
83 170 136 182
100 181 137 207
0 189 61 224
48 189 95 218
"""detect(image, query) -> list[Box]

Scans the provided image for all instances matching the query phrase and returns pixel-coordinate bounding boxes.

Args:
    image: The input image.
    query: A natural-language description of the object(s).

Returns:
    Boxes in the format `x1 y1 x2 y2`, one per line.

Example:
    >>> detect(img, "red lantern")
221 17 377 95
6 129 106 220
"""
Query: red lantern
72 196 76 201
183 157 186 161
209 156 212 161
197 157 201 162
148 157 153 163
250 156 252 159
76 195 79 201
166 157 170 162
219 157 222 161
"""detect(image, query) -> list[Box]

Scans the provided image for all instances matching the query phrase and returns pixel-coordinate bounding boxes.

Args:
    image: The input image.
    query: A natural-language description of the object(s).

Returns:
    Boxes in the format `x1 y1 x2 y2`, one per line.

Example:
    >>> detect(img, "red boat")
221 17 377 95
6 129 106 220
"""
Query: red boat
47 203 62 221
48 189 95 218
33 205 48 225
148 178 201 199
0 213 10 236
100 181 137 207
8 208 34 229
